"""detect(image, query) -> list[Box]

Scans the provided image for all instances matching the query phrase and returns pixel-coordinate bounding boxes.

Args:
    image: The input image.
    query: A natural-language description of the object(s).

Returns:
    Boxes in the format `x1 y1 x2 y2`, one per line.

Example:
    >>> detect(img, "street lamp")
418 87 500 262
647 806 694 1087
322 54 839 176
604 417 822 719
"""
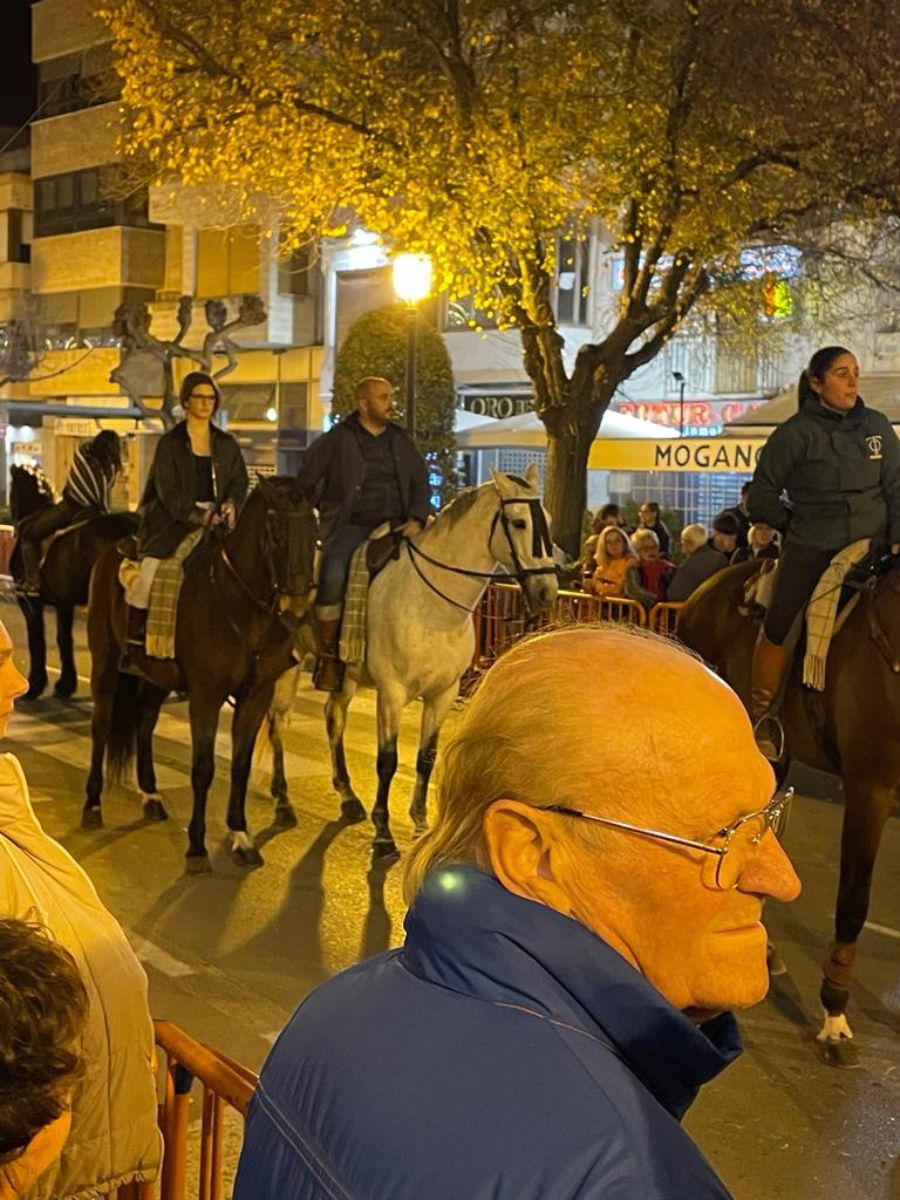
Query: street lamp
393 253 433 440
672 370 686 437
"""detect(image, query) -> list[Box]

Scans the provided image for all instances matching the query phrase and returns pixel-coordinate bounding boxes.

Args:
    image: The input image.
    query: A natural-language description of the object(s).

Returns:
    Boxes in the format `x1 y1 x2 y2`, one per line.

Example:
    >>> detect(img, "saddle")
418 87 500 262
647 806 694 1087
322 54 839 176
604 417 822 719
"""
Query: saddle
365 531 402 579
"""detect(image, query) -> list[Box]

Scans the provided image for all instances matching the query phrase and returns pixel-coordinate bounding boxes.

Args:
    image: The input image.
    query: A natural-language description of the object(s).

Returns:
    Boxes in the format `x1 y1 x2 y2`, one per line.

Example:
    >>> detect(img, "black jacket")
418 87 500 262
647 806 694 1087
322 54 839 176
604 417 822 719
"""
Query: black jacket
296 412 430 540
748 397 900 551
138 421 249 558
666 543 729 602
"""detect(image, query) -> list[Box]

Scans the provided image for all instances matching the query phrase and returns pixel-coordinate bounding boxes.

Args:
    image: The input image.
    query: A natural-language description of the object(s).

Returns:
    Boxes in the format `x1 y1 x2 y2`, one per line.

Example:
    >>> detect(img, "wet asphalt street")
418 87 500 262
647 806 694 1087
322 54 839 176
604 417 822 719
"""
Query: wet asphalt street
1 604 897 1200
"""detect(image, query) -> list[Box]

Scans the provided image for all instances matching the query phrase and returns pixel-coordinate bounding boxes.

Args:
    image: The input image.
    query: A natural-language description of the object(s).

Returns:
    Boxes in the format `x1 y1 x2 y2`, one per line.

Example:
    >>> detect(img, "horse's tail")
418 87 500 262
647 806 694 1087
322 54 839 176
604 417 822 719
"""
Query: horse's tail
106 671 140 784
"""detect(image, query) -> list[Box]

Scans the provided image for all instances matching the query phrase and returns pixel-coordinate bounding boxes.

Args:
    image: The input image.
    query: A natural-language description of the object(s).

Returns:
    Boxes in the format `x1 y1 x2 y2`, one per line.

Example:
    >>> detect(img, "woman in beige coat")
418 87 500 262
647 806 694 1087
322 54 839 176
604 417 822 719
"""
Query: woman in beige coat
0 619 161 1198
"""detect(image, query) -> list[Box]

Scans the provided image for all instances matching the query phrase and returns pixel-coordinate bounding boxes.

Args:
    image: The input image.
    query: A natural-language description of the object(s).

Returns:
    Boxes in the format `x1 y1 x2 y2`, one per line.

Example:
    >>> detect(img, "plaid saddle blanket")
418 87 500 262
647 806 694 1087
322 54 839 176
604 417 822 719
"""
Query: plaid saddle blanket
146 529 204 660
802 538 870 690
338 522 391 667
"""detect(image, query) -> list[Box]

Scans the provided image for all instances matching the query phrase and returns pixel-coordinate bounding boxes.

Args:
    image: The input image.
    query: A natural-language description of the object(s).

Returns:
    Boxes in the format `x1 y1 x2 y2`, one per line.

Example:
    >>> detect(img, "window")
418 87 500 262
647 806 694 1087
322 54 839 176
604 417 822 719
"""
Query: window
37 47 120 118
442 294 499 331
278 245 312 296
6 210 29 264
33 169 153 237
196 226 260 297
554 236 590 326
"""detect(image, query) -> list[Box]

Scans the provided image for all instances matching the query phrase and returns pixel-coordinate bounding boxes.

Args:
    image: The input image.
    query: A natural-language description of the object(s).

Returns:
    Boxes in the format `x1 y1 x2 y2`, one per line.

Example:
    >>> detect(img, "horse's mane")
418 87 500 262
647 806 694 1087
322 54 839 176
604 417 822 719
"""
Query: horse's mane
439 476 537 529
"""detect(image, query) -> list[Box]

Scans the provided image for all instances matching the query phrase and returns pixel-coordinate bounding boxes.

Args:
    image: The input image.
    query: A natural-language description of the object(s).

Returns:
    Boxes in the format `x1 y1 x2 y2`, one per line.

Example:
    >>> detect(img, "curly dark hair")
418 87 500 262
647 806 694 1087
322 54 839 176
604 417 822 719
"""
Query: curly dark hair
0 920 88 1167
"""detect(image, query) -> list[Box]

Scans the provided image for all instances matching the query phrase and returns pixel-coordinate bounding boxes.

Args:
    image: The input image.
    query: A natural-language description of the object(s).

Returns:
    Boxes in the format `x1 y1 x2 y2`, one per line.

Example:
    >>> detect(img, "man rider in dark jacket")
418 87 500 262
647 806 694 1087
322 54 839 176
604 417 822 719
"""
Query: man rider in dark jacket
296 377 430 690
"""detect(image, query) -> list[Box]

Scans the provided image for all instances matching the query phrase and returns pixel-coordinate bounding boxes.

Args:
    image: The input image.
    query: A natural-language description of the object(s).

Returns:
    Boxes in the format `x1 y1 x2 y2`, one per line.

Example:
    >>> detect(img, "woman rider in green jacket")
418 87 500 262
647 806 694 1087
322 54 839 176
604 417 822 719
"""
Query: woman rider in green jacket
747 345 900 756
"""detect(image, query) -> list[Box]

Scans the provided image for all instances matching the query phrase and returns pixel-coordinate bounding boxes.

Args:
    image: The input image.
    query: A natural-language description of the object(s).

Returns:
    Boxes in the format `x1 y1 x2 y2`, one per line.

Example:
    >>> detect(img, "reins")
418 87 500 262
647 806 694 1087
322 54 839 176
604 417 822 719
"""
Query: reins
405 495 557 613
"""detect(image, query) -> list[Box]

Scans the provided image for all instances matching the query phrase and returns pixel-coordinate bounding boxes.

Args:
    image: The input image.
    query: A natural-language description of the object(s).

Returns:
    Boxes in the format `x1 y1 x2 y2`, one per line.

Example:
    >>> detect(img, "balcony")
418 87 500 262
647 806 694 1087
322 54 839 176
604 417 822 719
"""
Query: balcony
32 227 166 293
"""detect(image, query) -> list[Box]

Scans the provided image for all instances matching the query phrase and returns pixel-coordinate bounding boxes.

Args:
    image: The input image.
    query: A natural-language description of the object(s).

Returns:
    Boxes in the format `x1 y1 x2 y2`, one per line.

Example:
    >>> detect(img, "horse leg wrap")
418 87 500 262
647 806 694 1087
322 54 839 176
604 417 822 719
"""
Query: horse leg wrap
820 941 857 1014
377 745 398 784
416 745 438 779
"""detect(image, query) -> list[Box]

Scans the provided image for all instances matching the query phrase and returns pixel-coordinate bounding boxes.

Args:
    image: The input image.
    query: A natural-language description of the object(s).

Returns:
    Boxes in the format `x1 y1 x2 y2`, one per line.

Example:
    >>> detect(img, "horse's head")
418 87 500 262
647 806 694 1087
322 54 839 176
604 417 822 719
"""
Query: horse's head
241 475 317 602
488 464 559 615
10 464 55 525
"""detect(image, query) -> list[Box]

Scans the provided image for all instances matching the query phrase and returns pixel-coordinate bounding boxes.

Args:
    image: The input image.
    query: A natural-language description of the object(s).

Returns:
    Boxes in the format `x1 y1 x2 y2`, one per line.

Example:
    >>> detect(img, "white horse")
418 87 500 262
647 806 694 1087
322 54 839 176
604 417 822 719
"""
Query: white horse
334 464 558 857
263 466 558 857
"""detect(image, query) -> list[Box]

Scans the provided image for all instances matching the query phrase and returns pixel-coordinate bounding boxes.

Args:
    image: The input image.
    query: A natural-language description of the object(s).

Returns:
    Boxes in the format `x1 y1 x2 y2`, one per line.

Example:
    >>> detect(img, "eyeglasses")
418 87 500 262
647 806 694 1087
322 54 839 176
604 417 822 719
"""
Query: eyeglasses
188 392 216 401
541 788 793 890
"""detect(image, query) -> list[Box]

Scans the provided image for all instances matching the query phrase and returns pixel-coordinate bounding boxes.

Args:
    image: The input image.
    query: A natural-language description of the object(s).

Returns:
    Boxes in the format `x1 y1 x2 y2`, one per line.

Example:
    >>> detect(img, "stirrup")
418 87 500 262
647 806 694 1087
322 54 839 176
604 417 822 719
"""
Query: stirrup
753 713 785 763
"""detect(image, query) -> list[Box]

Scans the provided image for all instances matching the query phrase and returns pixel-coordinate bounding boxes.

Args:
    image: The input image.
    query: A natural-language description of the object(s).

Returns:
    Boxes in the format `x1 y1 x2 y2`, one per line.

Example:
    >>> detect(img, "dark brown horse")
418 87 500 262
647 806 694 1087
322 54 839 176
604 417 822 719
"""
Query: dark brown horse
85 476 317 872
678 558 900 1064
9 464 139 700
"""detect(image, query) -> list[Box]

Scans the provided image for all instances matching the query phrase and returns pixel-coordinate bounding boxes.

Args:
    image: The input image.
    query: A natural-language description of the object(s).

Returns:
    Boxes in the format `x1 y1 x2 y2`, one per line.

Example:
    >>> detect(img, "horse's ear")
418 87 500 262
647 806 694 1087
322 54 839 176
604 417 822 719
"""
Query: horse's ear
489 467 514 499
524 462 540 491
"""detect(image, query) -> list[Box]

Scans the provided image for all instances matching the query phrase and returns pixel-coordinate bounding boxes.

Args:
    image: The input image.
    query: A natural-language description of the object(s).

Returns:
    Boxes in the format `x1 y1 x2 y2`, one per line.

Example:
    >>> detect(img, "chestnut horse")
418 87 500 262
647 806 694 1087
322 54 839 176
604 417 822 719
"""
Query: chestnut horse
84 477 317 873
677 558 899 1064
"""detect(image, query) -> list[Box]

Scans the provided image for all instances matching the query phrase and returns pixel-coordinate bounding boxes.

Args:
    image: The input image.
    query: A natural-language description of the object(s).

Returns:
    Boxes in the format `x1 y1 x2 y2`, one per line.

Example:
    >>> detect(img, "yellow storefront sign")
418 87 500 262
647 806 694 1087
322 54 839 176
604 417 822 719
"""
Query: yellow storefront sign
588 437 767 473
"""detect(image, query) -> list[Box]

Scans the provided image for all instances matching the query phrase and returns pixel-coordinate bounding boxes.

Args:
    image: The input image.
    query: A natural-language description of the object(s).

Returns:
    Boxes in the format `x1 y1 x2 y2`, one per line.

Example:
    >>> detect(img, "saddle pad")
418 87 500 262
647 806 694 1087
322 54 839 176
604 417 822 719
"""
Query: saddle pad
146 529 204 660
803 538 871 690
339 522 391 666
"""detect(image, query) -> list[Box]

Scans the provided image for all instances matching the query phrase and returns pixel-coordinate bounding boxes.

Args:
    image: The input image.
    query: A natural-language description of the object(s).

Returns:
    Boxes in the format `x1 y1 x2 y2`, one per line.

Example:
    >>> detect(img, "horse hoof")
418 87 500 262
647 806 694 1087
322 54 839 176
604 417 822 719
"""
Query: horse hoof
185 854 212 876
817 1038 860 1068
142 797 168 822
341 798 367 824
24 682 46 702
54 679 77 699
372 838 399 862
273 803 298 829
81 807 103 830
232 845 264 868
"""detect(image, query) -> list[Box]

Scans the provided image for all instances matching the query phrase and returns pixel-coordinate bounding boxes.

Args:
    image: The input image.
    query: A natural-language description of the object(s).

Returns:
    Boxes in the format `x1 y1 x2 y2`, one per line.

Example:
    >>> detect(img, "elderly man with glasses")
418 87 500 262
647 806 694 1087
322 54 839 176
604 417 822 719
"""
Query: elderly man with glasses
235 625 801 1200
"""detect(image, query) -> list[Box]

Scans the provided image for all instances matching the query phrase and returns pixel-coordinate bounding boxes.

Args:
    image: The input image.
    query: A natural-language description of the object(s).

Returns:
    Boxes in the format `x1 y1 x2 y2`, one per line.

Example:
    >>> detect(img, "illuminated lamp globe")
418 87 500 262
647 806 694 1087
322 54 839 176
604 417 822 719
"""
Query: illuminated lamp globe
393 253 432 305
265 406 278 423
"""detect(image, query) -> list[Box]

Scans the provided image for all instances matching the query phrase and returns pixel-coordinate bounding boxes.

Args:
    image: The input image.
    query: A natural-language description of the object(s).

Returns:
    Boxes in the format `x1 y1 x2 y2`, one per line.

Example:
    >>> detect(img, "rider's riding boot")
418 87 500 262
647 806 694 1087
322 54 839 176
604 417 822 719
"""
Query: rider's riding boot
750 631 792 761
19 541 41 596
119 606 148 677
313 617 344 692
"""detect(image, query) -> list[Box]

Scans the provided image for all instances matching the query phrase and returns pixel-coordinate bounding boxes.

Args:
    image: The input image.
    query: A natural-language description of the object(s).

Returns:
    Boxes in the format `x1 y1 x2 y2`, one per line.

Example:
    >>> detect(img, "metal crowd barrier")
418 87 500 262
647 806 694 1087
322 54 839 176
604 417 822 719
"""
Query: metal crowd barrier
472 583 683 668
116 1020 259 1200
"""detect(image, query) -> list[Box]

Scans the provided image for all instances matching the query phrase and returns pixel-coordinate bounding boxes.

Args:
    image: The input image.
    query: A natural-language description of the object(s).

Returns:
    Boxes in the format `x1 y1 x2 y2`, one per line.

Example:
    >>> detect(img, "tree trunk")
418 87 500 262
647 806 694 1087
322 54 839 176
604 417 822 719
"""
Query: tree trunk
544 421 594 560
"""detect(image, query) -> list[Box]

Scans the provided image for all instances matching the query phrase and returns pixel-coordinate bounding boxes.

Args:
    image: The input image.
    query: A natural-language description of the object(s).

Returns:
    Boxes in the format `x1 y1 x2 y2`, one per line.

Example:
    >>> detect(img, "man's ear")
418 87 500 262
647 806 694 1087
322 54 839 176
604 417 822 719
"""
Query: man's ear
483 800 573 914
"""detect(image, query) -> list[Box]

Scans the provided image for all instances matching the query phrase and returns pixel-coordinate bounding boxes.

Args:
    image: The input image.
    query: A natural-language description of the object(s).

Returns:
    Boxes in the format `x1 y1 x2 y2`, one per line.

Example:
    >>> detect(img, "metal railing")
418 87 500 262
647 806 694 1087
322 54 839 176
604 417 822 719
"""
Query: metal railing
472 583 682 668
115 1021 258 1200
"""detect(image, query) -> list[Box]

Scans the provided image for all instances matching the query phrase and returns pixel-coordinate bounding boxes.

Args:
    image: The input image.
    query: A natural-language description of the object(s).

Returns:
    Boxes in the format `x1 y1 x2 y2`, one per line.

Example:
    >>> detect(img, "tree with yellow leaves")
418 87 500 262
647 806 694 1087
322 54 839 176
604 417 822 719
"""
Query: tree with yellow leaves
100 0 900 553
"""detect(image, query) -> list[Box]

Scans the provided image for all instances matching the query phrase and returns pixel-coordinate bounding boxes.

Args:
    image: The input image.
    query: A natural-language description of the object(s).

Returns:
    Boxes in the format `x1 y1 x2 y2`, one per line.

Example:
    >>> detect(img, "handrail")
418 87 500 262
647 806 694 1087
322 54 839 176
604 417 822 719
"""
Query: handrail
153 1021 258 1117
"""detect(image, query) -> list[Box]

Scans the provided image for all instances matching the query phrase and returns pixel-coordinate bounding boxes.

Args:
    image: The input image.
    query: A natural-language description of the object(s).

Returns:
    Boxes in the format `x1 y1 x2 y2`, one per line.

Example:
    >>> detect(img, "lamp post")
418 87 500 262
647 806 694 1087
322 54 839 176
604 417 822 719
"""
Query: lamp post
392 253 433 440
672 370 686 437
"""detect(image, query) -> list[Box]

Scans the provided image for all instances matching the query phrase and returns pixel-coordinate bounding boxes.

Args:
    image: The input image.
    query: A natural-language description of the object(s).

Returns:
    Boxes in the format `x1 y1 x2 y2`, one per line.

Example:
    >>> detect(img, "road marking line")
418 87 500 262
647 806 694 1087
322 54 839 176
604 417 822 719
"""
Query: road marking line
864 921 900 940
131 938 198 977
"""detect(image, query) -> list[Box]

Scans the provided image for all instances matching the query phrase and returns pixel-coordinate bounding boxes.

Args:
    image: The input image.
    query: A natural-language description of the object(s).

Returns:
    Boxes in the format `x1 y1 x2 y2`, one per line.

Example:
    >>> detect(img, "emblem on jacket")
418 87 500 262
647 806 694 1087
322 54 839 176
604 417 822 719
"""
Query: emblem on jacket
866 435 883 460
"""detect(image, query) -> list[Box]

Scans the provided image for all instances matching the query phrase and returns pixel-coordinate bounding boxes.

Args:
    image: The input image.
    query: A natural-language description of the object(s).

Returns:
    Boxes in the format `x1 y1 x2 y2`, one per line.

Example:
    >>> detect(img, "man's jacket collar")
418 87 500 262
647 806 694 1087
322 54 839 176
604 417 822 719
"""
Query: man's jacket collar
401 867 742 1120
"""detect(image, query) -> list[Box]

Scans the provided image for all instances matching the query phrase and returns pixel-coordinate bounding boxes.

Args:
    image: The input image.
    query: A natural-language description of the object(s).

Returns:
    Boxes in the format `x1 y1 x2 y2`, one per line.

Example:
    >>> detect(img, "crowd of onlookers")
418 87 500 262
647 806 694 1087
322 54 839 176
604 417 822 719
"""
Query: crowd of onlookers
579 483 781 610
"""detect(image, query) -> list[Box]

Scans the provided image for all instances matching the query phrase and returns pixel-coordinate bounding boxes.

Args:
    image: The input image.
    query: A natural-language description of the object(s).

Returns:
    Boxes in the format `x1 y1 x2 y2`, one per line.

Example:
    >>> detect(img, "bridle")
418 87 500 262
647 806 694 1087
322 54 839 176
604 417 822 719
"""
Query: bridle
406 495 558 613
213 500 313 626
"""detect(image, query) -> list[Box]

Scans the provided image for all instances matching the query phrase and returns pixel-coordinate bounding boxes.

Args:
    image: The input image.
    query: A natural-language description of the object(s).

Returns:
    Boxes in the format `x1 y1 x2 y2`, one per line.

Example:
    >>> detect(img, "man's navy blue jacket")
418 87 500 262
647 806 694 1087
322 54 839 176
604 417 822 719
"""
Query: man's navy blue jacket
234 868 741 1199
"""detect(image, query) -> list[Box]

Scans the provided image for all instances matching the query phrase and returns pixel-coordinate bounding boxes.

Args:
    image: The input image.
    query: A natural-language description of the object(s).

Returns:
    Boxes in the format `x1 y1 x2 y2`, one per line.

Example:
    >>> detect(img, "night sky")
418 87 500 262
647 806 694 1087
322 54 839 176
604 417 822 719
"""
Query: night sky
0 0 36 128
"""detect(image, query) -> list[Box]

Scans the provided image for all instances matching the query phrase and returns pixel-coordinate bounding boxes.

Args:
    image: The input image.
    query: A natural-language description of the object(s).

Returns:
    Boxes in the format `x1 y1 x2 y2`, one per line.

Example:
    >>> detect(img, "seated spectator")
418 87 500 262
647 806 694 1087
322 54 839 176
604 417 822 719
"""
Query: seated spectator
731 523 780 565
0 618 161 1199
637 501 672 556
591 526 637 598
0 920 88 1200
580 503 624 582
666 514 737 602
722 482 751 551
625 528 675 610
235 626 800 1200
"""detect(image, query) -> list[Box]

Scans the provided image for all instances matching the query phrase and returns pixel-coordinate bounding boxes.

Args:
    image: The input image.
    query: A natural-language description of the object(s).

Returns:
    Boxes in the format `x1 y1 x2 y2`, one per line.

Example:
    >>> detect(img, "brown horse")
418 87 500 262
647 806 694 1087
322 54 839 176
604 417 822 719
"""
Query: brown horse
677 558 900 1064
85 476 317 872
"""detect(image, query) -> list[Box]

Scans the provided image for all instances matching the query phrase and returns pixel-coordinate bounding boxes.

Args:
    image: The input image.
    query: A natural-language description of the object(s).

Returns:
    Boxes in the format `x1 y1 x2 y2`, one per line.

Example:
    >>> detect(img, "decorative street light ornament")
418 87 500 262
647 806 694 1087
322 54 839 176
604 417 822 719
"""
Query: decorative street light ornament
393 253 433 305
